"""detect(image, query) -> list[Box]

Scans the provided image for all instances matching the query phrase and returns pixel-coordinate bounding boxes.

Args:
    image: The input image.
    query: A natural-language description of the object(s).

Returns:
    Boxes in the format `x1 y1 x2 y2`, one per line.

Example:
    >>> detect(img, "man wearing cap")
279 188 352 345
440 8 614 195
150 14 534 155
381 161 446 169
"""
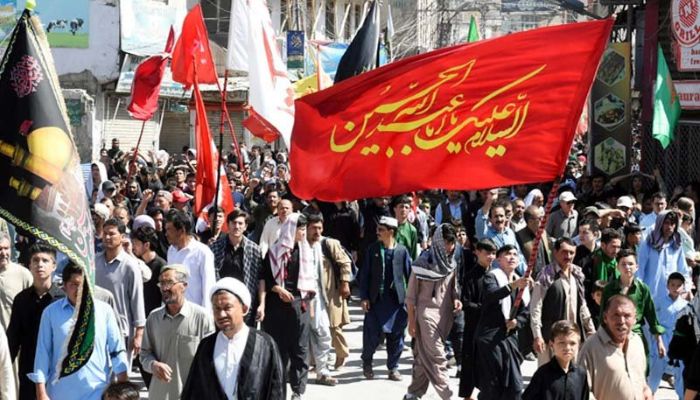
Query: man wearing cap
171 190 192 212
140 265 214 399
182 278 285 400
546 191 579 240
358 216 412 381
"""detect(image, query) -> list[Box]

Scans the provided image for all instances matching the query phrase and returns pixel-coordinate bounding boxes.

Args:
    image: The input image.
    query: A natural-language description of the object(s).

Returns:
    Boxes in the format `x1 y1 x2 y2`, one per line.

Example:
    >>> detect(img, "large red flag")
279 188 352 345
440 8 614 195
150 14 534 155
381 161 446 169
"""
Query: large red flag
193 84 234 218
171 4 218 88
127 27 175 121
289 19 614 201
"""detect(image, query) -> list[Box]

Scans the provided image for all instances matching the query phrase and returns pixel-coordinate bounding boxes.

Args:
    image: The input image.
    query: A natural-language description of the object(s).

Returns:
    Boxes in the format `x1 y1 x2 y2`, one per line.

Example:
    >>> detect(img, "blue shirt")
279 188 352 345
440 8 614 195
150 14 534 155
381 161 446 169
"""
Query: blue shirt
30 297 128 400
435 201 464 225
638 240 690 302
475 209 527 273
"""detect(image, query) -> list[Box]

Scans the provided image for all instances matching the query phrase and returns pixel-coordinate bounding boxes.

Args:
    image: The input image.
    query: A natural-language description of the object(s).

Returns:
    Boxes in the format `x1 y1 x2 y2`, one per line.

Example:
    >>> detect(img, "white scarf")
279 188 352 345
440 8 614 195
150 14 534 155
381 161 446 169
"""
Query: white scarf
491 268 530 321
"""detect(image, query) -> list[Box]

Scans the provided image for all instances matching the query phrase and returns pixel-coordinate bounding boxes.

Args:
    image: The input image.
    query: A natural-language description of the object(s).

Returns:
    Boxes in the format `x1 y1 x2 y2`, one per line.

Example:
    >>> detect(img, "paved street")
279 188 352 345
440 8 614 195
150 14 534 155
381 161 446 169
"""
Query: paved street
134 299 680 399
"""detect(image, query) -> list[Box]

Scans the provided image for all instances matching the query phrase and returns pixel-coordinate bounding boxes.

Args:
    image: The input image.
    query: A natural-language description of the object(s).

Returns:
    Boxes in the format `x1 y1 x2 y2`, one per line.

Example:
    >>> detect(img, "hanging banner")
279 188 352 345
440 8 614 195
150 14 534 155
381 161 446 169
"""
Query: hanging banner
590 42 631 177
287 30 304 69
120 0 186 56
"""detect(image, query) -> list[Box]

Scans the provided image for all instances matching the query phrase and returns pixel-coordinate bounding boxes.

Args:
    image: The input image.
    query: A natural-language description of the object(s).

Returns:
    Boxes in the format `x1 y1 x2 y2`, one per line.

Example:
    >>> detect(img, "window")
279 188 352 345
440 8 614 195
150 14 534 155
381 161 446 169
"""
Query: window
201 0 230 35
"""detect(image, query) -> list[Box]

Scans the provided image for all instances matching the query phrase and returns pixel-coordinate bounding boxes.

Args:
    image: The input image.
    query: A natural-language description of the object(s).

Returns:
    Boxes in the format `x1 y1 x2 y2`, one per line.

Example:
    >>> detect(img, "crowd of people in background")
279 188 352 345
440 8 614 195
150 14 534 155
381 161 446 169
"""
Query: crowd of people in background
1 136 700 400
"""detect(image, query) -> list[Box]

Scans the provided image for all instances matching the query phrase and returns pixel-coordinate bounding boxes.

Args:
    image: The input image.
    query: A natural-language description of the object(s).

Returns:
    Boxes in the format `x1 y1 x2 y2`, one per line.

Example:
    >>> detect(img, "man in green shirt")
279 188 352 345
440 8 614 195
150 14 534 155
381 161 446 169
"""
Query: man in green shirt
591 228 622 282
600 249 666 359
393 196 418 260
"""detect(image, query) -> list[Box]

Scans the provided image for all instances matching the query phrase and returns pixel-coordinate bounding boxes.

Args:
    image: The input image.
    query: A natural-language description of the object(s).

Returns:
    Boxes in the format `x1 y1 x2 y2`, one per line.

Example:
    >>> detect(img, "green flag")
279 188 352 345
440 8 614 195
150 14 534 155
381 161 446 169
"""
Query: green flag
652 46 681 149
467 15 479 43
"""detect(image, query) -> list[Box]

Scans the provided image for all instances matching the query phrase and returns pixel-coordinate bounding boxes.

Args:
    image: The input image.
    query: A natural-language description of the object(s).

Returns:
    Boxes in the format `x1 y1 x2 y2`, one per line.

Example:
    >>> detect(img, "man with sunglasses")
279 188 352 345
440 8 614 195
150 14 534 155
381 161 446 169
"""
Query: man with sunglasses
140 264 214 400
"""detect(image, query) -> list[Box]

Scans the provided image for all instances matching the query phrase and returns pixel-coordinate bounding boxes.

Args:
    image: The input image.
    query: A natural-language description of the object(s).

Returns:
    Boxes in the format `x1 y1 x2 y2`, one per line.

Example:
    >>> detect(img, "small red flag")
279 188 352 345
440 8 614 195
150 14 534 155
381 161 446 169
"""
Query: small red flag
242 107 281 143
171 4 218 88
290 19 614 201
193 83 234 218
127 28 175 121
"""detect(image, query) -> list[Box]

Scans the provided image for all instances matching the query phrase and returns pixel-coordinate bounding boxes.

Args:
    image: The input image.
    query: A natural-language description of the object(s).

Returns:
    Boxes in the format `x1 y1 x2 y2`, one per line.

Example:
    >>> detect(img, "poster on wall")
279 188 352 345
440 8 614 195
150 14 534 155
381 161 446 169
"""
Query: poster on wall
2 0 89 47
590 42 631 177
120 0 186 56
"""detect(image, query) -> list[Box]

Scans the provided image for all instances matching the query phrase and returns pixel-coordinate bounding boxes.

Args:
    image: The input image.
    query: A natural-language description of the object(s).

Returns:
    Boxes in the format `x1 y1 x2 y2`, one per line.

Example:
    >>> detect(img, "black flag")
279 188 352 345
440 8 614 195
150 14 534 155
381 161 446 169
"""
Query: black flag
0 10 95 378
334 0 380 83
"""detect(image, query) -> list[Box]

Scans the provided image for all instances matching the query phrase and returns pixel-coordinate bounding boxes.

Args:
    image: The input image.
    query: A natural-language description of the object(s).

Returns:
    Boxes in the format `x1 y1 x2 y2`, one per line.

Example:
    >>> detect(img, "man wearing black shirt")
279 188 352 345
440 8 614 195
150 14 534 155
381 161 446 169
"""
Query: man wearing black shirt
131 226 166 317
7 243 64 400
131 225 166 388
209 209 264 327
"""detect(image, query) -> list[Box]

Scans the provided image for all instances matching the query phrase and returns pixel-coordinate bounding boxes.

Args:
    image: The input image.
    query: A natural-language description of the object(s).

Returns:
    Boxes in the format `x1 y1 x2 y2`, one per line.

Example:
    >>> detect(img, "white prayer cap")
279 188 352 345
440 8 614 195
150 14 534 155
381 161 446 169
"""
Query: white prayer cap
210 277 251 308
378 216 399 229
160 264 190 280
93 203 110 220
132 215 156 231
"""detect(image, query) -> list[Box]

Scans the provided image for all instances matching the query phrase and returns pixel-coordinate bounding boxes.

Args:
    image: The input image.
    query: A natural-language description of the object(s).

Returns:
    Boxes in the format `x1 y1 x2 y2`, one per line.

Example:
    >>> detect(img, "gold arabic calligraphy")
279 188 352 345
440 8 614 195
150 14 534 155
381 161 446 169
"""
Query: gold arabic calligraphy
329 60 546 158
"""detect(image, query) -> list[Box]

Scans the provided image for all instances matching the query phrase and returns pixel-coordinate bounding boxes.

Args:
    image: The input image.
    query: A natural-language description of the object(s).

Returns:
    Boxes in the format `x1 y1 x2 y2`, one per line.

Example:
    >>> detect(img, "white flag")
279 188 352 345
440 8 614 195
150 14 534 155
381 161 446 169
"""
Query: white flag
226 0 249 72
245 0 295 147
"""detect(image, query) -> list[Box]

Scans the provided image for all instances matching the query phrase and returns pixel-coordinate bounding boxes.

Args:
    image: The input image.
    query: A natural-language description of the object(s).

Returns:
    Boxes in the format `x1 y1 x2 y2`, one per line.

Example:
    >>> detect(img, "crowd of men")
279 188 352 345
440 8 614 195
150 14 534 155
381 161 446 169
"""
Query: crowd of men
1 137 700 400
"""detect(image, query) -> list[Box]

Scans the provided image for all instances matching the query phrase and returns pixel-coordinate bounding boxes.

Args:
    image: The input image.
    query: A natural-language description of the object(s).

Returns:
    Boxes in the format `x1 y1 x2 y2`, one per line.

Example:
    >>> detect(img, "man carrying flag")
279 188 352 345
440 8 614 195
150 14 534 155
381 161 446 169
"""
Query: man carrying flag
0 8 125 399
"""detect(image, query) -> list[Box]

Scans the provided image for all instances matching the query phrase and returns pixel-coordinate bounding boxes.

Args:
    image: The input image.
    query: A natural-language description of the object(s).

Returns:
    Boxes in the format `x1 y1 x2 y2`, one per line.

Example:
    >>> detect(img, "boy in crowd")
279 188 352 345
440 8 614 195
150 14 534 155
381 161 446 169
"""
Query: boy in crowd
647 273 688 398
523 320 589 399
589 280 607 329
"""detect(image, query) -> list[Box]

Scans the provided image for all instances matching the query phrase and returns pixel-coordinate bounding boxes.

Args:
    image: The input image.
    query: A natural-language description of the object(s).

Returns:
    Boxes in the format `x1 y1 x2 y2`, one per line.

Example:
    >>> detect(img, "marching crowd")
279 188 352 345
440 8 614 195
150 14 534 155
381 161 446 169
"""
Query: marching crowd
1 137 700 400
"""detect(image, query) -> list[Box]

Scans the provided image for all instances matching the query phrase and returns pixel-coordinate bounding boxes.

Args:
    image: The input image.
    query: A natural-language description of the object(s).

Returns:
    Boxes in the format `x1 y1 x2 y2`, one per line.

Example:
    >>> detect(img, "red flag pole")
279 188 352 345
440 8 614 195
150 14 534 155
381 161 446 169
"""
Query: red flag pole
125 120 147 187
509 175 563 320
214 77 245 177
208 71 229 236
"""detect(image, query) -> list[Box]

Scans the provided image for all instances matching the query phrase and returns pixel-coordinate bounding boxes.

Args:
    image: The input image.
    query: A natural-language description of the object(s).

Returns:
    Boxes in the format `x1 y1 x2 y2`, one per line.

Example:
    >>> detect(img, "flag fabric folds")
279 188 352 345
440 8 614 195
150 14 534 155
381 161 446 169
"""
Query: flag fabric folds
192 84 235 218
0 10 95 378
289 19 614 201
127 27 175 121
228 0 294 147
652 46 681 149
171 4 217 88
467 15 479 42
226 0 249 73
334 0 380 83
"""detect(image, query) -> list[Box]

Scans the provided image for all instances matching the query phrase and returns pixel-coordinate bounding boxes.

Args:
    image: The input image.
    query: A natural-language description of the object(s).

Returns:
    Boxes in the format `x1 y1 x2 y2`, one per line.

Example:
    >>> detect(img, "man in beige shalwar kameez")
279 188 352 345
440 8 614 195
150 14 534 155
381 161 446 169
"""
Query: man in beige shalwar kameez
405 224 463 400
